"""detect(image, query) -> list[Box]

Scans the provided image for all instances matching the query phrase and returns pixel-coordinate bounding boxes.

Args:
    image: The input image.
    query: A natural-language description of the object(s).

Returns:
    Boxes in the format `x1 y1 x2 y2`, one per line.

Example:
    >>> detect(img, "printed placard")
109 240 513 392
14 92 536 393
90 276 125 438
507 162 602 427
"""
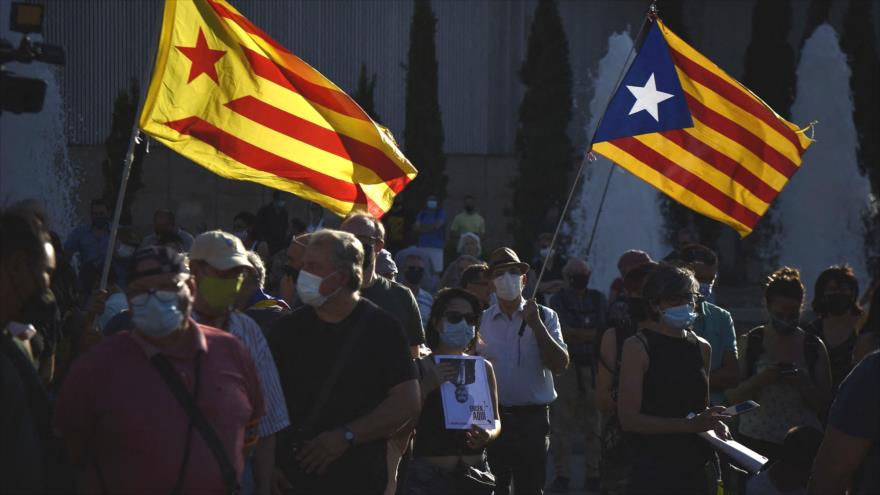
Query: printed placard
434 355 496 430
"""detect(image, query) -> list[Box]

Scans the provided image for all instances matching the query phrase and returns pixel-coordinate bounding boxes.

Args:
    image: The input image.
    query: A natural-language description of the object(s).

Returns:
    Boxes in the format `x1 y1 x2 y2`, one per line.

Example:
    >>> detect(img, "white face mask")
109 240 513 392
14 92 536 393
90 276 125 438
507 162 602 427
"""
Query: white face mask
426 200 438 210
494 272 523 301
297 269 338 307
116 244 136 258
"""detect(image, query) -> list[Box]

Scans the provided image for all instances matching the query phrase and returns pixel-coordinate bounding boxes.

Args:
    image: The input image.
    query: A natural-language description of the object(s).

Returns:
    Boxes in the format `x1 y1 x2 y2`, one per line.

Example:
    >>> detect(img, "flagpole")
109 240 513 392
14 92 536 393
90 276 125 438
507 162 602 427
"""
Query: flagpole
529 1 657 298
97 2 164 291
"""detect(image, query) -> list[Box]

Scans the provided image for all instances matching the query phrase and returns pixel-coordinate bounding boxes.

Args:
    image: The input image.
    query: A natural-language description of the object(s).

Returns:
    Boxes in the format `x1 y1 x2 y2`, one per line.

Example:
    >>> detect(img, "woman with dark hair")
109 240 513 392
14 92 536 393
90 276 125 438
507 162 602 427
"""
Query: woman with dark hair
726 267 831 461
596 261 658 495
618 264 728 494
854 285 880 362
406 288 501 494
805 265 863 393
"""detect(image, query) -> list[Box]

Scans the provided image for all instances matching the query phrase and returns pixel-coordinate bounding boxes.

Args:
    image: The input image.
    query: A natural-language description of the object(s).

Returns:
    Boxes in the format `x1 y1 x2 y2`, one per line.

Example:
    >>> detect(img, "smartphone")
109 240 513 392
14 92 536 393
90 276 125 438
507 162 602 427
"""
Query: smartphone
722 400 760 417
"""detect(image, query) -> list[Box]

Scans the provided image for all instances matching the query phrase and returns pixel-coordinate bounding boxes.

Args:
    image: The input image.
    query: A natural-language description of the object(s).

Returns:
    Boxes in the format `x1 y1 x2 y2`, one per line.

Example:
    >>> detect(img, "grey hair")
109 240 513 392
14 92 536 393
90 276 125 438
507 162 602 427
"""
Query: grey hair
245 251 266 288
562 257 590 278
344 212 386 242
309 229 364 290
457 232 481 255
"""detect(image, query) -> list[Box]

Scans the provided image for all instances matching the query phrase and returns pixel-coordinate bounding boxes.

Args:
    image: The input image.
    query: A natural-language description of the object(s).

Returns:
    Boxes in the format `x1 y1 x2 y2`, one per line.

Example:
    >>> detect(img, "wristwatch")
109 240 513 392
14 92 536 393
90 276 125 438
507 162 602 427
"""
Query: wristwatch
341 425 356 447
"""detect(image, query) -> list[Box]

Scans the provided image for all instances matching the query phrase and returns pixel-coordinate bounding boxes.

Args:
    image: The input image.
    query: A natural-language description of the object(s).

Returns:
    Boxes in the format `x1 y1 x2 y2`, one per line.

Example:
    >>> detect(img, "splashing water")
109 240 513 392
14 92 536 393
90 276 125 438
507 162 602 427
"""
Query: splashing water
0 0 79 237
568 31 670 296
778 24 870 296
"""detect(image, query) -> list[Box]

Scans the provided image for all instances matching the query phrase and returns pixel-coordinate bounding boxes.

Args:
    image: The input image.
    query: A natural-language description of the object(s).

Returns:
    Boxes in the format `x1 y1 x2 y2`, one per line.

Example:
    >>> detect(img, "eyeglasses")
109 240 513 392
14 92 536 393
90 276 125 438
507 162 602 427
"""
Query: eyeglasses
443 311 479 326
281 265 300 279
355 235 380 248
129 282 185 307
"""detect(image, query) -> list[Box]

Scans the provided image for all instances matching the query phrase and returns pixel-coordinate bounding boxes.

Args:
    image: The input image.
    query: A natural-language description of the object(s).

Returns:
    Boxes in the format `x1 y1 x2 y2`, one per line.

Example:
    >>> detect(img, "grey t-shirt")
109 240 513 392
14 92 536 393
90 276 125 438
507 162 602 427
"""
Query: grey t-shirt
828 351 880 495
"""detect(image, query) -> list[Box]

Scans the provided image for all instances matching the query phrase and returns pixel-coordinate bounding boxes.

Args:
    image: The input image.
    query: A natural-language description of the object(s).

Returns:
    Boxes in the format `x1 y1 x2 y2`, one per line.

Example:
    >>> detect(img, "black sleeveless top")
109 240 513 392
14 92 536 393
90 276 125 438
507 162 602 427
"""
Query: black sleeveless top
629 329 711 466
412 359 483 457
806 318 856 393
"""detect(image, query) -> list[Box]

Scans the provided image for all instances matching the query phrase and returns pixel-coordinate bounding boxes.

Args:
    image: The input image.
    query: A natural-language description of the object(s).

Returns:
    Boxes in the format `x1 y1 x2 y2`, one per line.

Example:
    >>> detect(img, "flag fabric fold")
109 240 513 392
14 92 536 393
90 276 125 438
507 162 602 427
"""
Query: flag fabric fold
139 0 417 218
592 18 813 236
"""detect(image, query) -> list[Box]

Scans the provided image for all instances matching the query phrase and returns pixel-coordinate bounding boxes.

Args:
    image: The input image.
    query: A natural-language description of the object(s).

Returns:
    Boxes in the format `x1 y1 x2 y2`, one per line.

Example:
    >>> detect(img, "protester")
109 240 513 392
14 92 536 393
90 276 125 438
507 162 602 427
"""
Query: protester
449 195 486 241
64 198 111 291
267 229 421 494
804 265 862 394
400 254 434 325
607 249 653 309
236 250 291 334
460 262 491 310
530 233 566 304
376 248 399 280
617 263 729 494
726 267 831 461
189 231 290 495
341 213 425 358
407 288 500 494
547 258 607 493
414 195 447 276
438 232 481 289
0 208 68 494
807 350 879 495
476 247 569 495
853 286 879 362
139 208 194 252
305 202 326 233
54 246 264 494
679 244 739 406
747 426 823 495
395 246 438 292
278 233 310 310
254 190 290 256
596 261 658 495
234 211 270 262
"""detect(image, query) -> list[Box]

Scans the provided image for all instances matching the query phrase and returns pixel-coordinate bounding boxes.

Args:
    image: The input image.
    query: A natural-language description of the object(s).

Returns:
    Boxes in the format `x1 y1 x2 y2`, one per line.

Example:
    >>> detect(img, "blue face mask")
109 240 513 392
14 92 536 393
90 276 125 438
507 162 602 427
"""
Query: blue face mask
661 303 698 330
131 293 185 338
440 319 475 348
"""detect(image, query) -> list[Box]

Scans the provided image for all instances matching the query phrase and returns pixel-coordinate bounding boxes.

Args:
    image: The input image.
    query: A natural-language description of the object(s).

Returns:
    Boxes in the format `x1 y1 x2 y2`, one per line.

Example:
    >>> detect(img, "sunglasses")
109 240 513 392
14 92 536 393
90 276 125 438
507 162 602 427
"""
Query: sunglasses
281 265 300 279
443 311 479 326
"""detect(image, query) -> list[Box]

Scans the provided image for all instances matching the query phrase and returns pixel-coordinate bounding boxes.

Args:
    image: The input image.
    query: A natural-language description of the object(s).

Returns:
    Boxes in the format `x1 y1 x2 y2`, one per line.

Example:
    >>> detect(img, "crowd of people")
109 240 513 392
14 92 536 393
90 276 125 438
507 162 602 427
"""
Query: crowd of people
2 194 879 495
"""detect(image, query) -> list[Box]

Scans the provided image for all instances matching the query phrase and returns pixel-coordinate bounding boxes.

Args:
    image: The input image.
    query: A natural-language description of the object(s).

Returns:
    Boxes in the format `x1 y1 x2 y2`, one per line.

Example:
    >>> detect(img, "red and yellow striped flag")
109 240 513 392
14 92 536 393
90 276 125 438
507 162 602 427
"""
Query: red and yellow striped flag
592 19 813 236
139 0 417 218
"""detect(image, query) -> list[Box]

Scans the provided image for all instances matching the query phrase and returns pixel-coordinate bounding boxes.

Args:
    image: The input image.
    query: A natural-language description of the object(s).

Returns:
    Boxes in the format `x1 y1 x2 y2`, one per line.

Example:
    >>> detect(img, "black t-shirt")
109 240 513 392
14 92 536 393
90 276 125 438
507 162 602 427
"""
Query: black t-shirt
267 299 417 493
361 275 425 347
828 351 880 495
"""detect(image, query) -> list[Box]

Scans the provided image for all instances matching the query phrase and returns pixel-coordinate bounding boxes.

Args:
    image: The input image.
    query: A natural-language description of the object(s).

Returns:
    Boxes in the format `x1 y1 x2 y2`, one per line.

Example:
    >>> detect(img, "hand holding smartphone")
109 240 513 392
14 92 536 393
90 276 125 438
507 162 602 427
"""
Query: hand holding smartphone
722 400 760 417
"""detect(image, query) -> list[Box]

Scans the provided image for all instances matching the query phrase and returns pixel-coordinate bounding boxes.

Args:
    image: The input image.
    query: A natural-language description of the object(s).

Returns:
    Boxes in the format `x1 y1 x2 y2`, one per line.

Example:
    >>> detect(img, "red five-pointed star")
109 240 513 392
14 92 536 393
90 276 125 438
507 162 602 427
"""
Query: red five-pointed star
175 28 226 84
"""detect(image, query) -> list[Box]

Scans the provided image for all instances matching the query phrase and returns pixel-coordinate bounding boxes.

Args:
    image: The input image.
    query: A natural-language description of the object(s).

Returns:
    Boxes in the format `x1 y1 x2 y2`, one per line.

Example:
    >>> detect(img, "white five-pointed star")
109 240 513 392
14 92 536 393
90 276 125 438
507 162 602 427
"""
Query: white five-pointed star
626 73 674 122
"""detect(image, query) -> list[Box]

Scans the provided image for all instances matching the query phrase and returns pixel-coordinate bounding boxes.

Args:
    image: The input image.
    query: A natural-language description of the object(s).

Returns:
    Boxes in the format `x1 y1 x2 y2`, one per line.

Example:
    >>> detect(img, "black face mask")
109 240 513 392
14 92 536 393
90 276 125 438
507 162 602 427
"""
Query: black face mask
92 215 110 229
465 205 475 214
824 293 852 316
771 316 799 335
405 267 425 285
569 273 590 291
627 297 648 323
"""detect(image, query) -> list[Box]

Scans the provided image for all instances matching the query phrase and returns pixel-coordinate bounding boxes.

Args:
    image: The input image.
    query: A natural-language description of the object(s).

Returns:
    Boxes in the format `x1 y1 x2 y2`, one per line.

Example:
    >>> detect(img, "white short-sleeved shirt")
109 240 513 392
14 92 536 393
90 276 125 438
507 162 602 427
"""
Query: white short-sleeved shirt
476 299 566 406
195 310 290 437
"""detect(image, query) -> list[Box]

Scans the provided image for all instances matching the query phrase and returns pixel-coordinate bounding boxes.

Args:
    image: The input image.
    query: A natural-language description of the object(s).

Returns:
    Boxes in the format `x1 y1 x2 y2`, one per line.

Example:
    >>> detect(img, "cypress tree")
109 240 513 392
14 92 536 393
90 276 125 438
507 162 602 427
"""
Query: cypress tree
352 63 381 124
737 0 796 269
101 78 147 225
510 0 573 258
402 0 446 220
840 0 880 258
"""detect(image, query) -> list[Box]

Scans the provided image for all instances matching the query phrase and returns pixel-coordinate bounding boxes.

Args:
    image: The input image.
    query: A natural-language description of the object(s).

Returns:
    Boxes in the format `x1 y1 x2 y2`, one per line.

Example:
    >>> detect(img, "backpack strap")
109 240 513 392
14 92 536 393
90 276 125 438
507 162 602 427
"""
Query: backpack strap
745 326 766 379
803 332 820 379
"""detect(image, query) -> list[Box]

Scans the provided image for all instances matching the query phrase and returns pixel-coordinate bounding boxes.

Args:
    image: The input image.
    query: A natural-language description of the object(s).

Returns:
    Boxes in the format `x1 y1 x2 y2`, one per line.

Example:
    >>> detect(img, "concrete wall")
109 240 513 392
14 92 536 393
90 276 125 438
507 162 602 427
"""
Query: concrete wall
67 144 520 251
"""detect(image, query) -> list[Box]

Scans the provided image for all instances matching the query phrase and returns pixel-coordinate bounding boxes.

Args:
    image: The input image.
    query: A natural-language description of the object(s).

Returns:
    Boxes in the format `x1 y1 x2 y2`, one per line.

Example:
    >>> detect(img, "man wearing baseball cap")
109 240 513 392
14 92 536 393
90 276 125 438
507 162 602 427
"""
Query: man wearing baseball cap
190 230 290 495
55 246 265 494
476 247 569 495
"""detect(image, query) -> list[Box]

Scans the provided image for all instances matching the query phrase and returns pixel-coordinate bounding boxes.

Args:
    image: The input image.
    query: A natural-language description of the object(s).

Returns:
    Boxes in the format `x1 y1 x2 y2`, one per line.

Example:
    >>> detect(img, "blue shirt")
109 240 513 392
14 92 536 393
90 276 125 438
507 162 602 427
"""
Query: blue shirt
64 224 109 266
416 209 447 249
693 301 737 405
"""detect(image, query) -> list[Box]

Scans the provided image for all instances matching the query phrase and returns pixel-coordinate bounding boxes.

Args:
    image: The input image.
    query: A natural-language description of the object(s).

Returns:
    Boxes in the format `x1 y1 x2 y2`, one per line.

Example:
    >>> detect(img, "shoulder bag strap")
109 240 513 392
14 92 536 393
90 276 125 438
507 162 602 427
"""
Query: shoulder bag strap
298 304 370 436
151 353 239 495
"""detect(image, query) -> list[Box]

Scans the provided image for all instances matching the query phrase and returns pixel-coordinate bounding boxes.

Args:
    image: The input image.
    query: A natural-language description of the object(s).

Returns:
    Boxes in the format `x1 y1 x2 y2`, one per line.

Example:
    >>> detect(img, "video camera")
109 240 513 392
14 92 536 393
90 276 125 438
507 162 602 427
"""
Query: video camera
0 3 66 114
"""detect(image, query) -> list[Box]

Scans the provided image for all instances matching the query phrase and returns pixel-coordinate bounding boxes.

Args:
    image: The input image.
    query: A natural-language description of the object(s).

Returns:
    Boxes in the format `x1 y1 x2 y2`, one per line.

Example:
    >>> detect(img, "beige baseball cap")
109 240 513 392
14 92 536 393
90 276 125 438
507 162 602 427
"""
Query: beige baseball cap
190 230 253 271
